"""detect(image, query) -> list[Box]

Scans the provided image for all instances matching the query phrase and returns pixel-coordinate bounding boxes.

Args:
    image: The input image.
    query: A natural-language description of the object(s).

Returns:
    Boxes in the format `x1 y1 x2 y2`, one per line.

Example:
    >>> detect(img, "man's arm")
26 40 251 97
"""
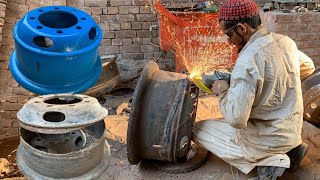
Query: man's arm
217 65 256 129
299 50 315 78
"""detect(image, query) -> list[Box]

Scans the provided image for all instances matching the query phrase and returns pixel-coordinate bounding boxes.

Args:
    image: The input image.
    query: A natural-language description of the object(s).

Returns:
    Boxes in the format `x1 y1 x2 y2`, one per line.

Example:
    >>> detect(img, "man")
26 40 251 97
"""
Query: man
192 0 315 179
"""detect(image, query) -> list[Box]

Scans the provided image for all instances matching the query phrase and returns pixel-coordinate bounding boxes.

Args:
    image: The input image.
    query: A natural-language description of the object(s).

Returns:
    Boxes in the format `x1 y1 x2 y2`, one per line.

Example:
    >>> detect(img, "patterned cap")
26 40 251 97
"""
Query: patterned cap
219 0 259 21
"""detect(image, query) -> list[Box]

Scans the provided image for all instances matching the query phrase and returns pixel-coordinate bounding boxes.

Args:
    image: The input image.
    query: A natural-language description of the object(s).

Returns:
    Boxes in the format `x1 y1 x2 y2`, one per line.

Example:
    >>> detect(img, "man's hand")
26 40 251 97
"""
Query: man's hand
212 80 229 96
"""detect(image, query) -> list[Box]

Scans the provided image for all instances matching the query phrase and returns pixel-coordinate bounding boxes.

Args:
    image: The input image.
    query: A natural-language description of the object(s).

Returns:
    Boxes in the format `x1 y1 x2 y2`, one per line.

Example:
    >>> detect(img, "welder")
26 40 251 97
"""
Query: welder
192 0 315 179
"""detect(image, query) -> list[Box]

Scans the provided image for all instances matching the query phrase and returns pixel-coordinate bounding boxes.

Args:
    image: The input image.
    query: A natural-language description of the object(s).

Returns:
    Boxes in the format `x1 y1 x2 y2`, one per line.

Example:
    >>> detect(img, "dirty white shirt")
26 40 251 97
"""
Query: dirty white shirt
218 27 315 162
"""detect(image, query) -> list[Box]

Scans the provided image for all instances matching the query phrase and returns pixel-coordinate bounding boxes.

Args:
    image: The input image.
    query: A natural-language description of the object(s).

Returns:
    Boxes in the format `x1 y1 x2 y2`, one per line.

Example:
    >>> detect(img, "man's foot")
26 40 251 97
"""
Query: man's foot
249 166 286 180
286 142 309 172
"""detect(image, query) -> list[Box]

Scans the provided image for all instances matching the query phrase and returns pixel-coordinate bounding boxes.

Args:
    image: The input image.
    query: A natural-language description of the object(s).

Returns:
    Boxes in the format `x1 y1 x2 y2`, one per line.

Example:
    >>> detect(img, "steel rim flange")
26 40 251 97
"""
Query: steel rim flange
127 61 199 165
302 67 320 126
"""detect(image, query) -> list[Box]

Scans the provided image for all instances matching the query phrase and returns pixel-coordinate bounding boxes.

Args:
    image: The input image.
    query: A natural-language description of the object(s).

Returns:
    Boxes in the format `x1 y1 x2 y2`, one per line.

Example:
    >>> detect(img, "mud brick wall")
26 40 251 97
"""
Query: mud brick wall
261 11 320 66
0 0 66 139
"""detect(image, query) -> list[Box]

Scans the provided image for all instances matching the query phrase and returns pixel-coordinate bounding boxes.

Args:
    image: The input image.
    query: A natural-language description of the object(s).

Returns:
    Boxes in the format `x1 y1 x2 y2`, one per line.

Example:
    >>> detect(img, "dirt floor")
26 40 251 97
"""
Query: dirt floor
99 94 320 180
1 60 320 179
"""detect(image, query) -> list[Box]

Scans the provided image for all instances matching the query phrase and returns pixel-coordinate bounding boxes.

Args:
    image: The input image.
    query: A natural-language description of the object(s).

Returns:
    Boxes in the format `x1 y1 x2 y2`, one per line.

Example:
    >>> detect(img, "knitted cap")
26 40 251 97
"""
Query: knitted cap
219 0 259 21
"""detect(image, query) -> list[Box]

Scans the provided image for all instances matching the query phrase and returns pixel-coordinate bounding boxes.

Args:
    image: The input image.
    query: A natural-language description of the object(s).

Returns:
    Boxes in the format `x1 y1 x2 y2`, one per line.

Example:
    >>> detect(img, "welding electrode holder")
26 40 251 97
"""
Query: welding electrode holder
201 69 231 89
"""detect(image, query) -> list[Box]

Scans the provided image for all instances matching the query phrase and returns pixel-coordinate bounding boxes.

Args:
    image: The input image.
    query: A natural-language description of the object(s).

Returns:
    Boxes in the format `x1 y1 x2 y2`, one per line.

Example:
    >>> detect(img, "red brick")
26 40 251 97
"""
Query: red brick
1 102 23 111
298 13 313 22
11 0 26 5
131 22 142 30
4 16 17 24
123 53 133 60
17 95 30 103
265 23 287 33
0 61 9 70
0 2 6 11
102 31 115 39
0 111 10 119
102 7 107 14
85 0 108 7
122 38 133 45
99 46 119 54
66 0 85 7
119 6 129 14
116 14 135 22
0 70 11 79
91 7 102 15
136 14 157 22
110 0 131 6
109 22 120 31
100 39 112 46
8 111 18 118
300 48 314 57
7 2 29 13
0 118 12 127
276 13 298 23
140 44 160 53
137 30 157 38
7 78 19 87
101 15 116 22
120 45 140 53
12 87 30 95
5 9 25 19
5 96 18 103
12 119 20 128
132 0 148 6
299 32 318 40
112 39 122 46
314 48 320 56
0 128 5 136
311 56 320 67
287 24 308 32
307 40 320 48
309 24 320 32
128 6 140 14
140 6 151 14
120 23 131 30
5 87 13 95
0 79 6 86
114 30 136 38
132 38 143 45
5 127 19 136
26 0 41 6
99 23 110 31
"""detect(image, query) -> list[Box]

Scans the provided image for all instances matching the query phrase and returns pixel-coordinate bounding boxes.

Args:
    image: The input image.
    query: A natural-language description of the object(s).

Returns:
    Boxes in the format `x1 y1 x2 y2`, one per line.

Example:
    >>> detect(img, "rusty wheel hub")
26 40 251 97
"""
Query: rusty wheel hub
16 94 111 180
127 61 207 173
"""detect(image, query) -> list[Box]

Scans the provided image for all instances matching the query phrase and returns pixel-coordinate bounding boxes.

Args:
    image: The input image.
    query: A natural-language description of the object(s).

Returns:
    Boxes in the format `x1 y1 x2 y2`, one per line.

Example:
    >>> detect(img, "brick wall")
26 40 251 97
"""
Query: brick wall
68 0 168 61
0 0 65 139
261 11 320 66
0 0 6 47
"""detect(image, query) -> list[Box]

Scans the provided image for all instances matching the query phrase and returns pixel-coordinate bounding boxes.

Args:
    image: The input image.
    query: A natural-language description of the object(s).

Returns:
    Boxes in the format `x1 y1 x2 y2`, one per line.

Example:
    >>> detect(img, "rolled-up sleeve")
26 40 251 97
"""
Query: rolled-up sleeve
217 64 256 129
299 50 315 78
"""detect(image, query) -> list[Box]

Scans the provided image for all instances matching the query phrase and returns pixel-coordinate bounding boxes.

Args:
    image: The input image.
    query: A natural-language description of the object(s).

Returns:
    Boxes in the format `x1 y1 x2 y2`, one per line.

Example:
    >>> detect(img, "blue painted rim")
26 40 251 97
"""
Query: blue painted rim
10 51 102 95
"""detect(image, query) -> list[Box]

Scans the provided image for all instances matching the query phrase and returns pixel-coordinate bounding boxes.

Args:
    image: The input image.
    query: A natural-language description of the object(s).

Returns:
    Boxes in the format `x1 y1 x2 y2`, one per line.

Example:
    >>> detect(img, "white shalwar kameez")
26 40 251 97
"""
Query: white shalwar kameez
193 27 315 174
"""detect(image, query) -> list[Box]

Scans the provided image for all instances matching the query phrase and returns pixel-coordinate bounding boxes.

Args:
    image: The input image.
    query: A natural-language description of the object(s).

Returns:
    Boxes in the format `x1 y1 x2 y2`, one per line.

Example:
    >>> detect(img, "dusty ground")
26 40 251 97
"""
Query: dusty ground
99 94 320 180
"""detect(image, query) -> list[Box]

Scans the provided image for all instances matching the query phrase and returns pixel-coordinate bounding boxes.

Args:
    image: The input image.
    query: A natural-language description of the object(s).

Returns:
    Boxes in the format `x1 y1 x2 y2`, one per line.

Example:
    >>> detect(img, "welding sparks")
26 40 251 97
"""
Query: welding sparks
153 1 237 77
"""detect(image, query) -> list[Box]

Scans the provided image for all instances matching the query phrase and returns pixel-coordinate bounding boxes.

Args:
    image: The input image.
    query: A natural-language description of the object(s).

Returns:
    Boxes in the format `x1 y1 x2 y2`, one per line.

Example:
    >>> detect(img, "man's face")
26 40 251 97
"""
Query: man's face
219 20 246 53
